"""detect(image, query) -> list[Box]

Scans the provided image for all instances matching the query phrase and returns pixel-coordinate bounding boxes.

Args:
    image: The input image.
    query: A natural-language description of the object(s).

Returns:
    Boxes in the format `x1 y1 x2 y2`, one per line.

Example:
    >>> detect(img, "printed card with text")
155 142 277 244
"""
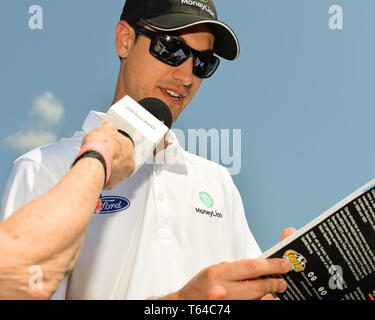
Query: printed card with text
261 179 375 300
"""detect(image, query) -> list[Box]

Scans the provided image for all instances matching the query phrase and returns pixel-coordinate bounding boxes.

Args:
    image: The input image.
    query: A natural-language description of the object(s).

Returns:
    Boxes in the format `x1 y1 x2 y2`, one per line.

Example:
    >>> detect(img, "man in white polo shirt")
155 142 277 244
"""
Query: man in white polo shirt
1 0 292 299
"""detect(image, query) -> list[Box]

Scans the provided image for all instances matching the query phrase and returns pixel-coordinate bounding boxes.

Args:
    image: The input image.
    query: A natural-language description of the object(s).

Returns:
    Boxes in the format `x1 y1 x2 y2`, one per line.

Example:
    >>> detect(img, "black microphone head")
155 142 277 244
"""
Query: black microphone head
138 98 172 129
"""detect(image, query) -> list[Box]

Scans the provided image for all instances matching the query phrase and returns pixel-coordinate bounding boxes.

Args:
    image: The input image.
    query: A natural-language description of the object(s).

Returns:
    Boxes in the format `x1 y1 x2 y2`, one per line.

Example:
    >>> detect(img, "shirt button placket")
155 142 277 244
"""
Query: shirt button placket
153 164 173 242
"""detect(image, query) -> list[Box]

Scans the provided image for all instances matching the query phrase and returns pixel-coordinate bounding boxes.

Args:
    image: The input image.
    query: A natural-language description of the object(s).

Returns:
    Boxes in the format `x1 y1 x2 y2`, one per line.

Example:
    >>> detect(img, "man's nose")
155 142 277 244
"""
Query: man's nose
172 57 194 87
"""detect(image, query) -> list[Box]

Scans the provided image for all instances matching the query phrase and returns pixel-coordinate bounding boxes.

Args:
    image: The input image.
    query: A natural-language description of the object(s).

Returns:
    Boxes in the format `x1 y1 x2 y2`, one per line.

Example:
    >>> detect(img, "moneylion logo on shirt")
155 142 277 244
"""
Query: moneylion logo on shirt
199 191 213 208
180 0 215 19
195 191 223 219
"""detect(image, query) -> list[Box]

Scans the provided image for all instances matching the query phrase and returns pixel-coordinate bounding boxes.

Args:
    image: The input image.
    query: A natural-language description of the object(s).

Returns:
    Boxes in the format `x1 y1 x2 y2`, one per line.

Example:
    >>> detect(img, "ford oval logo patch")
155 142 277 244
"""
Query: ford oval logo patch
98 196 130 214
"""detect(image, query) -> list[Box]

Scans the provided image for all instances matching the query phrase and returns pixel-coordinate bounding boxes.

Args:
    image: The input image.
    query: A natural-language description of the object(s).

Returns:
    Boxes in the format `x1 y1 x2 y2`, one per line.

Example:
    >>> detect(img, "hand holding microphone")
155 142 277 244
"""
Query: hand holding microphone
101 96 172 178
80 121 135 190
79 95 172 190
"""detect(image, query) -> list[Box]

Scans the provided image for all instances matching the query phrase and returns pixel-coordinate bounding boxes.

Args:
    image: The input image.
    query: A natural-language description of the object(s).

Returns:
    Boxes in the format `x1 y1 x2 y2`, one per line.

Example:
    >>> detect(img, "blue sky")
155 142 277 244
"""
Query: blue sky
1 0 375 251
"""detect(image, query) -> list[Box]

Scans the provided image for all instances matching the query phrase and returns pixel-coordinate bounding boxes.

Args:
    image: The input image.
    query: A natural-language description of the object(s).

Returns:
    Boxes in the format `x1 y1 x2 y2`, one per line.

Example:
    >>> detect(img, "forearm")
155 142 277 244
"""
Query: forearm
0 157 104 299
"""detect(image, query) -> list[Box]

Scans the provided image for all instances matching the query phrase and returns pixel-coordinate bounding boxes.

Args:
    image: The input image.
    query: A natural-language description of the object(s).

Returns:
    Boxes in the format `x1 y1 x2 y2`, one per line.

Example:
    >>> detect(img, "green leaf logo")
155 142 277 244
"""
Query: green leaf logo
199 191 214 208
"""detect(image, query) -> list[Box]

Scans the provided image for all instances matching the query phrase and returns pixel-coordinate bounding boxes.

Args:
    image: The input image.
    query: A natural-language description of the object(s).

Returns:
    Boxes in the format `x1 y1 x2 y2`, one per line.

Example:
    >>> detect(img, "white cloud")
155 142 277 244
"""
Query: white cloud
31 91 64 125
3 91 65 153
4 130 57 153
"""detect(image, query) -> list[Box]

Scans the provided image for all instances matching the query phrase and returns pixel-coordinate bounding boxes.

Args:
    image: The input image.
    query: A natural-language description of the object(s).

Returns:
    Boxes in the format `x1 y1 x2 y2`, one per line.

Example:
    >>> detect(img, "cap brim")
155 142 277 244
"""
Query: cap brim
141 14 239 61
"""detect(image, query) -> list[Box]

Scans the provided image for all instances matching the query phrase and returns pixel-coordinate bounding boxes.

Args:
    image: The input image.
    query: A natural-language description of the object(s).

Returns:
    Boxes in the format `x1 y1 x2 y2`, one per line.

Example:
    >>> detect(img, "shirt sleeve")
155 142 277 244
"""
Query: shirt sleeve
1 157 59 220
226 172 263 260
0 156 69 299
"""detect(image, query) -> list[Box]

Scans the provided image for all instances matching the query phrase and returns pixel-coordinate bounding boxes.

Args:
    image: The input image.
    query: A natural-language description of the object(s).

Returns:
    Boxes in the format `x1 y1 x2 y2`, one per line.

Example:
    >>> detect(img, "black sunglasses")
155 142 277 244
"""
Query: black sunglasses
131 24 220 79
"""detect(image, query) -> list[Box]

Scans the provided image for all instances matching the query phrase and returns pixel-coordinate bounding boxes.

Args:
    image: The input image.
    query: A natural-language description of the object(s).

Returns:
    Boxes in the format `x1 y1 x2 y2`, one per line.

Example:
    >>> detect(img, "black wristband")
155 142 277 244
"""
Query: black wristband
72 150 107 185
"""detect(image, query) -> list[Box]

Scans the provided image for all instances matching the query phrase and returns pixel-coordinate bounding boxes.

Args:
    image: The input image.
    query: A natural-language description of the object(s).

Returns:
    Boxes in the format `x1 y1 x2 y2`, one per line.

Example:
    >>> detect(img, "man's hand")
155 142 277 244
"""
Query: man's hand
261 227 297 300
162 258 290 300
82 121 135 190
163 227 298 300
281 227 297 241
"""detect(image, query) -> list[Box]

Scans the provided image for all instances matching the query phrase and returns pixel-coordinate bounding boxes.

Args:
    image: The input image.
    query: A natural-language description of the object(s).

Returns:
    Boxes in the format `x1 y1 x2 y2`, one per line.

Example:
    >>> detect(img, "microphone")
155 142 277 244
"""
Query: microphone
101 95 172 177
138 97 172 130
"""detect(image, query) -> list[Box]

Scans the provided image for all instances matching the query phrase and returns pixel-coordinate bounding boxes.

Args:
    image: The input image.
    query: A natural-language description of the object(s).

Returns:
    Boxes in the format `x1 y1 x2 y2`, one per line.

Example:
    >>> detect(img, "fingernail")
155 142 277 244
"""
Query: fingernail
282 260 291 272
278 280 287 293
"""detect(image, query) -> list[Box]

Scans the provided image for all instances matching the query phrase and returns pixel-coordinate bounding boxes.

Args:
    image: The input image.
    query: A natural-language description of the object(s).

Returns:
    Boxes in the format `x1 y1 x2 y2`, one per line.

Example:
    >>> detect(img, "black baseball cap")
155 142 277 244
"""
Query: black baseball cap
120 0 240 61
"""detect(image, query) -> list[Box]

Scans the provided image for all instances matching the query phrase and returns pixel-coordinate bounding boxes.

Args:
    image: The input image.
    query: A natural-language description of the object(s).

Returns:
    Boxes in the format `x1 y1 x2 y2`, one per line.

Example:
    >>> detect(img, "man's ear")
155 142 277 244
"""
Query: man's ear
115 21 136 59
